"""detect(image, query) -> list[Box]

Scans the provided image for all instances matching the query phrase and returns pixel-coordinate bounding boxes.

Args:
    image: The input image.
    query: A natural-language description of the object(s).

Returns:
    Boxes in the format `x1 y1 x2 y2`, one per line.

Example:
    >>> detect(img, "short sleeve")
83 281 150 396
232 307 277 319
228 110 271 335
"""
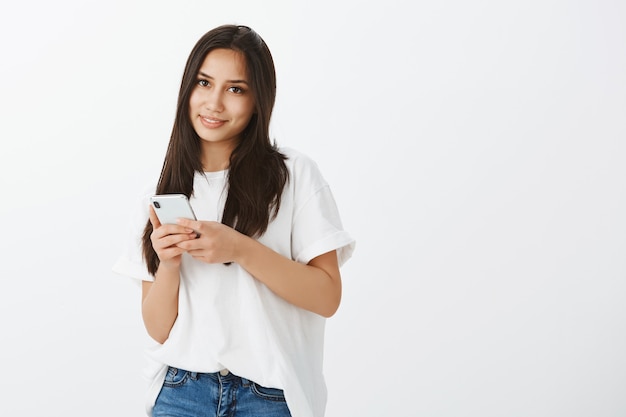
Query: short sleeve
112 186 155 283
288 152 355 267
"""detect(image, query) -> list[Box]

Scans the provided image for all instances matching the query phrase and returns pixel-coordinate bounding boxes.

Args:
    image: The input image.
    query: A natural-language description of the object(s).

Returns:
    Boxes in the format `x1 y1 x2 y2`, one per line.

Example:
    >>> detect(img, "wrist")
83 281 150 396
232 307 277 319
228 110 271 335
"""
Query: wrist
233 232 253 266
156 262 181 280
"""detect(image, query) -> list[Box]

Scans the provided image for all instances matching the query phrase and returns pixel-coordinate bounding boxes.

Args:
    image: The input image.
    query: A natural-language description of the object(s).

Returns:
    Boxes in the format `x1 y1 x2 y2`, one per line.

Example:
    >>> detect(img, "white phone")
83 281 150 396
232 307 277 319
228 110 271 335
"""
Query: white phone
150 194 197 225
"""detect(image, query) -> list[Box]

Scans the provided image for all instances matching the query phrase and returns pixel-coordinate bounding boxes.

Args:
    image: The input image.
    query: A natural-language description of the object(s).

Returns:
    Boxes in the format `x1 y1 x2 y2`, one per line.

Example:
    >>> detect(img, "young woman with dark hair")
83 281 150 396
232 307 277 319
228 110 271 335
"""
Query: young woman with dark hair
113 24 355 417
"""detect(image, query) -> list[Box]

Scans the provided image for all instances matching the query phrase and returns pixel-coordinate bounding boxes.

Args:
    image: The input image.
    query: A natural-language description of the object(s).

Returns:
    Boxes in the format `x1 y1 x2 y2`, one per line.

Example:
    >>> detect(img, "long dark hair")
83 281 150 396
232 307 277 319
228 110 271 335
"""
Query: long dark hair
142 24 288 275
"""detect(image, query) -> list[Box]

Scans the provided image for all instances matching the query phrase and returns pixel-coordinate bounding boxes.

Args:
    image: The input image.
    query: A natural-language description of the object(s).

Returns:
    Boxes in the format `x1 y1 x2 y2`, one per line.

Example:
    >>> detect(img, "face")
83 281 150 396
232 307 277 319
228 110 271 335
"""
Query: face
188 48 255 151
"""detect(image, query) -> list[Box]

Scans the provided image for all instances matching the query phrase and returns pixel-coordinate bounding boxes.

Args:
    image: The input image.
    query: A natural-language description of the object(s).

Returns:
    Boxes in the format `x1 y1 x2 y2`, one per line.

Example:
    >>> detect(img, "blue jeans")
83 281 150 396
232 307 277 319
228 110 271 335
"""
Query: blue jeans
153 367 292 417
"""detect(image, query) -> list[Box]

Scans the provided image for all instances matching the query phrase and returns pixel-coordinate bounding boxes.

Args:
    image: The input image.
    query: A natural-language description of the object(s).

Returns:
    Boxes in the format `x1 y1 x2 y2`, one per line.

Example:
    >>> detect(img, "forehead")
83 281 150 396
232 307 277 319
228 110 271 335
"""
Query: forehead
198 48 248 78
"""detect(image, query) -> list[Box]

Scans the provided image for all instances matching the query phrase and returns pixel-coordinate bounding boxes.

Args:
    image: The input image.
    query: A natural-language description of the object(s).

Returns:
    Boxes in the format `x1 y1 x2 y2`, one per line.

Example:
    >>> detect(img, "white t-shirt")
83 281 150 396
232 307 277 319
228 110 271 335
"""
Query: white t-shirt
112 147 355 417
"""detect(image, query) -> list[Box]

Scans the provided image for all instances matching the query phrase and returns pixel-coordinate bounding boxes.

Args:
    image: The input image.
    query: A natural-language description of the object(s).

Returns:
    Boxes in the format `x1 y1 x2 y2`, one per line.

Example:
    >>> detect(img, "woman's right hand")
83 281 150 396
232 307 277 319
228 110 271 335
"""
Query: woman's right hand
149 205 198 268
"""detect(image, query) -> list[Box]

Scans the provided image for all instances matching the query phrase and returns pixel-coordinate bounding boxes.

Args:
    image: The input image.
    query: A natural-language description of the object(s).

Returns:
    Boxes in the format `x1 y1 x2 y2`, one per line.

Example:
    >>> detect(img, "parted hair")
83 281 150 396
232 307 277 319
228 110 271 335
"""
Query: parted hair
142 24 289 275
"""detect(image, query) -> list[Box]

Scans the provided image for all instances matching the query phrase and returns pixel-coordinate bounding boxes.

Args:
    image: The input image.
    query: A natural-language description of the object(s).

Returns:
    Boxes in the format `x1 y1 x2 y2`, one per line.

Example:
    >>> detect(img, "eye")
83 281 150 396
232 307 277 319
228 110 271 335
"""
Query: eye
197 79 210 87
228 86 244 94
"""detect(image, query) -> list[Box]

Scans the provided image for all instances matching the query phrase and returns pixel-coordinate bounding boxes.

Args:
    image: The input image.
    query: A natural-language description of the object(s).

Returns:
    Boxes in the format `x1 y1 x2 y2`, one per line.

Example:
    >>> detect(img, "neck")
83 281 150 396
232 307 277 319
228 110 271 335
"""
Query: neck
201 141 235 172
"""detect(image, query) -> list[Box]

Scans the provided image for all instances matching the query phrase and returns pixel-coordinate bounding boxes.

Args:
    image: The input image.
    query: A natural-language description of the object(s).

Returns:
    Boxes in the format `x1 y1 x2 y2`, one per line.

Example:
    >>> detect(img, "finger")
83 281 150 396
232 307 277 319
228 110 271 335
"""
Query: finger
153 231 197 248
176 239 200 251
176 218 204 239
176 217 204 231
158 246 187 260
155 223 196 236
164 232 198 247
148 205 162 229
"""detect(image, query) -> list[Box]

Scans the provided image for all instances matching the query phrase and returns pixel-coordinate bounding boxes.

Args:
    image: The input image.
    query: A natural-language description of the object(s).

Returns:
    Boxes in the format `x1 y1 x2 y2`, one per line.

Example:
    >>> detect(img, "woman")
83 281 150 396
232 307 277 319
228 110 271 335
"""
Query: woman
113 24 355 417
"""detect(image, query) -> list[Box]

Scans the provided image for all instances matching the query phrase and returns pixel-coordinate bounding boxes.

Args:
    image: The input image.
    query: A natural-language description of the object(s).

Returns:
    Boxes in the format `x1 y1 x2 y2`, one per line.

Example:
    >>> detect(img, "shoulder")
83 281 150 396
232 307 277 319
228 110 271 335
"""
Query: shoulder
278 148 330 205
279 146 310 163
279 147 325 181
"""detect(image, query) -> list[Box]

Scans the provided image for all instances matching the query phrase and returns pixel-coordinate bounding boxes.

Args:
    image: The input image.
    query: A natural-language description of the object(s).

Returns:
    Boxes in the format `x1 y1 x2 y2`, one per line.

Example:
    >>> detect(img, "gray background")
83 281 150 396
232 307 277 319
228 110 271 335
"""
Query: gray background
1 0 625 416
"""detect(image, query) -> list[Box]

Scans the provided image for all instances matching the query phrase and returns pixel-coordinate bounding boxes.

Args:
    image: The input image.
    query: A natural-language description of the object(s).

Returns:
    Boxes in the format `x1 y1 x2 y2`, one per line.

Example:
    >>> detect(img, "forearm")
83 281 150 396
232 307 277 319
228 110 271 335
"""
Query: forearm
141 264 180 343
235 236 341 317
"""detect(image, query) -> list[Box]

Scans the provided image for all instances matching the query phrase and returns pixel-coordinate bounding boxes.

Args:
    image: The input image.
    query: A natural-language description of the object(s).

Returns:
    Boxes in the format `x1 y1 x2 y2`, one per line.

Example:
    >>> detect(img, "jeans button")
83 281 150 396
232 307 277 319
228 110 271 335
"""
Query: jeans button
219 369 229 376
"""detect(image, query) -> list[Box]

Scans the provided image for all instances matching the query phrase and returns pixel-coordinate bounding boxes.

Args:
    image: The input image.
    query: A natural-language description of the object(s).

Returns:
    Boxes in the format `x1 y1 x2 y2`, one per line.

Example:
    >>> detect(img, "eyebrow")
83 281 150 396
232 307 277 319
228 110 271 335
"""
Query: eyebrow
198 71 249 85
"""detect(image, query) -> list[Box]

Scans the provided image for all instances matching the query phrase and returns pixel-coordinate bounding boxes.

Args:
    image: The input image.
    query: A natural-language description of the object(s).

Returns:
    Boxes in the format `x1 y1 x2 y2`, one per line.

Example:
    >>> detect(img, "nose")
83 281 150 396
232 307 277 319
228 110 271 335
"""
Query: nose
204 88 224 112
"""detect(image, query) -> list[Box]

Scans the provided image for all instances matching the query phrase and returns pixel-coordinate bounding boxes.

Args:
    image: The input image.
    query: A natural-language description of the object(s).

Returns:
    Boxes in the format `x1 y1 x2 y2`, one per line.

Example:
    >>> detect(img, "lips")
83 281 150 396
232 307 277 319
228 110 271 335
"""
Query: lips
199 116 226 128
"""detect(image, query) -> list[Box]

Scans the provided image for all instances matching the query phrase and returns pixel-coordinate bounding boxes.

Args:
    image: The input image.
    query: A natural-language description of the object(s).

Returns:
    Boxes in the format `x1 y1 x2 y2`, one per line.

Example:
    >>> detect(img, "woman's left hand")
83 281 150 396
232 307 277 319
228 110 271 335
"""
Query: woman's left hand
174 218 242 264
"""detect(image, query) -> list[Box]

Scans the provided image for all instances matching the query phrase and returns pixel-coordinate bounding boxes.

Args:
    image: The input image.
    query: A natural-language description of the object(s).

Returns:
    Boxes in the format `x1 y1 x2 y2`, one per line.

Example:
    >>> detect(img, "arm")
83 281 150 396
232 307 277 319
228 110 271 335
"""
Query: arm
141 264 180 344
177 219 342 318
141 206 197 344
238 238 342 318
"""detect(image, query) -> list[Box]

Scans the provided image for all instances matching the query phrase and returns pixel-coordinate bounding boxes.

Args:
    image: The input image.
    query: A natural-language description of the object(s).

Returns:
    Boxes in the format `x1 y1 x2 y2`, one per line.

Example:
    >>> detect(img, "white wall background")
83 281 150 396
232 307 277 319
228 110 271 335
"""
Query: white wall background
1 0 624 416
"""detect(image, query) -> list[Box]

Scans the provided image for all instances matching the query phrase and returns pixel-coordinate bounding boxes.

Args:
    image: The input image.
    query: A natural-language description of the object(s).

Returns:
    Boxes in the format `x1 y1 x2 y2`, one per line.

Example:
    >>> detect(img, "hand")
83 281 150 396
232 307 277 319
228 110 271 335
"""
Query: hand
175 218 242 264
148 205 198 268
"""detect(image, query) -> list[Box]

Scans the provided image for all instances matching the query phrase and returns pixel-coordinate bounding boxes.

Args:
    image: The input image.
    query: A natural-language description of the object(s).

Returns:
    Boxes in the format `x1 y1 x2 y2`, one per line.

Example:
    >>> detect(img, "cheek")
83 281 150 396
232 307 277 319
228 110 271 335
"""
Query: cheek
237 100 256 120
188 90 202 112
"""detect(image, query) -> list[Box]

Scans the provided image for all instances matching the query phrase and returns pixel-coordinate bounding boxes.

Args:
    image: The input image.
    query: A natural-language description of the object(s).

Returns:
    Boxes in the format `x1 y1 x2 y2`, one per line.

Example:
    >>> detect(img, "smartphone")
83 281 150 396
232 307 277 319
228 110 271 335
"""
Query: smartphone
150 194 197 225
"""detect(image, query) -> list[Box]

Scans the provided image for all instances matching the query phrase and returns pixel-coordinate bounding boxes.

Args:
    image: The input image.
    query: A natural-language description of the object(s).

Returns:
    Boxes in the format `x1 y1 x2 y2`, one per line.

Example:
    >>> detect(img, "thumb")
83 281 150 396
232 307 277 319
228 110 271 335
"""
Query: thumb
148 204 162 229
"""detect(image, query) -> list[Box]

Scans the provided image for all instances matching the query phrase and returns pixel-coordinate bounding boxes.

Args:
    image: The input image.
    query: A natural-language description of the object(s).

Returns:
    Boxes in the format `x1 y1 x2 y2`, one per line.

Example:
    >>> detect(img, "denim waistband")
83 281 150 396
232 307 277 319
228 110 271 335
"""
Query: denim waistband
182 368 250 385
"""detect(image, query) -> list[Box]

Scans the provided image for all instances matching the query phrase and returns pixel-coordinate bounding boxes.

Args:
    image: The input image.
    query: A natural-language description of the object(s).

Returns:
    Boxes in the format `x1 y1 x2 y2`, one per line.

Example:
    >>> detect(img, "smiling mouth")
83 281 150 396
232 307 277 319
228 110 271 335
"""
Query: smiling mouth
202 116 225 122
200 116 226 127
